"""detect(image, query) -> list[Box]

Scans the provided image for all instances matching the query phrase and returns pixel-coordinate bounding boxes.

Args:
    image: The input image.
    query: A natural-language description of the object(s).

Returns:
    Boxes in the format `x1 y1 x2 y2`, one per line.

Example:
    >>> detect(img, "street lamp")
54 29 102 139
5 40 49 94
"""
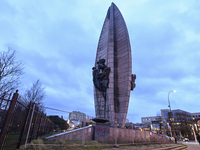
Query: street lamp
168 90 176 138
168 90 176 112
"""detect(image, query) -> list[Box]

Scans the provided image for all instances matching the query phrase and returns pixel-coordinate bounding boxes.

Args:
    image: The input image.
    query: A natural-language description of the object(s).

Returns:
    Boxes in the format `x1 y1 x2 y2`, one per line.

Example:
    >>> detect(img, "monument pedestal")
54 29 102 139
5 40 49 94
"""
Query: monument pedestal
92 118 109 123
92 118 110 142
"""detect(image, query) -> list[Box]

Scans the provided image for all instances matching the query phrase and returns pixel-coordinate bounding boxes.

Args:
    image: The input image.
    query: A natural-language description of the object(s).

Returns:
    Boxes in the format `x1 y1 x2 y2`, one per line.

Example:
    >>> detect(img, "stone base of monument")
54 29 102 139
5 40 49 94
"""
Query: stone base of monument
92 118 109 123
92 118 110 142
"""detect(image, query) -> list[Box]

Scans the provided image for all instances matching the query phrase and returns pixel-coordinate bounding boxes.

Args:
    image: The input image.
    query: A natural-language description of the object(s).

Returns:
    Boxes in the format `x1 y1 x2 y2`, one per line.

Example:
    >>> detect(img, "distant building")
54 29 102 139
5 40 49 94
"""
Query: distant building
68 111 86 130
141 109 200 139
141 116 163 131
161 109 193 124
69 111 86 121
191 112 200 120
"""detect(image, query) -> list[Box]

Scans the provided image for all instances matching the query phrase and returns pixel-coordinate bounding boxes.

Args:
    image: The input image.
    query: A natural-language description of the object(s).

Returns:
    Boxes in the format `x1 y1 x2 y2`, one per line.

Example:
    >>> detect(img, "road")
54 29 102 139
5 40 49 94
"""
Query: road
180 141 200 150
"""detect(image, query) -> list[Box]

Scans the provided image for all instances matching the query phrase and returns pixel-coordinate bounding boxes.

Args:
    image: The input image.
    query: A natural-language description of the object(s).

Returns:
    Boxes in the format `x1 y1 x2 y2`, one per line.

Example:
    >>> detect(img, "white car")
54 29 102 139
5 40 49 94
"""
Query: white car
169 137 175 140
183 137 189 141
176 135 189 141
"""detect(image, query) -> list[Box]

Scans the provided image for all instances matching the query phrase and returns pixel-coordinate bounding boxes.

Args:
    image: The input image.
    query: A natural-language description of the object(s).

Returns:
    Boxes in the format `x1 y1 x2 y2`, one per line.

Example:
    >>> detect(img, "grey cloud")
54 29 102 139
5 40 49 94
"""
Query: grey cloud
1 0 200 123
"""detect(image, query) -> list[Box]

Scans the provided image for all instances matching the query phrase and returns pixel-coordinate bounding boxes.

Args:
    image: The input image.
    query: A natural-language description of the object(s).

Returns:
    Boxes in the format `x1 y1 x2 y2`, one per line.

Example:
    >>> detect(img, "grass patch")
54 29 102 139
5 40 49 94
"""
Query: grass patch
19 137 114 150
18 133 180 150
19 140 113 150
19 142 182 150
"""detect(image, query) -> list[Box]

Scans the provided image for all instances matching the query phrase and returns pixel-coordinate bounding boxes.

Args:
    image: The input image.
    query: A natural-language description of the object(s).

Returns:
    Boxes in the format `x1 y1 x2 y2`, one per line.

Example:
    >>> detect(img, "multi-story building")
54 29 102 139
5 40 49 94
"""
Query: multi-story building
141 109 199 139
161 109 195 138
192 112 200 119
67 111 86 130
161 109 193 124
141 116 163 131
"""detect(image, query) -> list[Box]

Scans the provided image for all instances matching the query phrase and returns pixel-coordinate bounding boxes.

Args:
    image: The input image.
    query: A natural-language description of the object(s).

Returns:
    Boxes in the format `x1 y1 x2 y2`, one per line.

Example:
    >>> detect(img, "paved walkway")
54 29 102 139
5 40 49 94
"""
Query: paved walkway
28 142 200 149
183 142 200 150
103 143 187 150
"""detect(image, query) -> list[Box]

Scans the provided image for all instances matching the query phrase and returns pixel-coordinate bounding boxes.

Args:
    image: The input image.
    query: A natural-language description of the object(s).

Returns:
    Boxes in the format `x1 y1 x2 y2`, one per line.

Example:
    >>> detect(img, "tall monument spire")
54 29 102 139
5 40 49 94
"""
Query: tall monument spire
92 3 136 127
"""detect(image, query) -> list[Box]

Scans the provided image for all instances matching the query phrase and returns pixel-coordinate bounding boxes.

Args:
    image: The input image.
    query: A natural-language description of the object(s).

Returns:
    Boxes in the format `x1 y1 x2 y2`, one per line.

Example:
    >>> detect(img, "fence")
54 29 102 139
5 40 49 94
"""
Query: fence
0 90 54 150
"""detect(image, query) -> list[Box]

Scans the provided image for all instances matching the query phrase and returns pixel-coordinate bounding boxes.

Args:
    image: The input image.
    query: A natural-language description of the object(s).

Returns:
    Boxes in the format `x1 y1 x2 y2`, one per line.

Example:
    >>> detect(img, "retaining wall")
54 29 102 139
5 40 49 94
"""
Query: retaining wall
95 127 172 143
46 125 173 144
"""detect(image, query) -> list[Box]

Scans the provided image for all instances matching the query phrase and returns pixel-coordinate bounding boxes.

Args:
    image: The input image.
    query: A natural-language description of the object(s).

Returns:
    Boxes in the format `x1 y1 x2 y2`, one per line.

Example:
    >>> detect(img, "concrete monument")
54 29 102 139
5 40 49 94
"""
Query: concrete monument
92 3 136 127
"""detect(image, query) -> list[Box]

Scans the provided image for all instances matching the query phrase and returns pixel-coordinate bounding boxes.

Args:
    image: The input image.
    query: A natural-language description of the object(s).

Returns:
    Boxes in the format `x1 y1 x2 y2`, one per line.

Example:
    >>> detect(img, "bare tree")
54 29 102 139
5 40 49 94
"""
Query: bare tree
0 47 24 97
23 80 46 108
156 111 161 117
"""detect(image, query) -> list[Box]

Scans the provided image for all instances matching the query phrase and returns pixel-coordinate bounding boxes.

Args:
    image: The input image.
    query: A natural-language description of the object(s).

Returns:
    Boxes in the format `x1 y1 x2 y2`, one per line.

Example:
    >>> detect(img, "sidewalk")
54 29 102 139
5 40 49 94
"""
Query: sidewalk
103 143 187 150
183 142 200 150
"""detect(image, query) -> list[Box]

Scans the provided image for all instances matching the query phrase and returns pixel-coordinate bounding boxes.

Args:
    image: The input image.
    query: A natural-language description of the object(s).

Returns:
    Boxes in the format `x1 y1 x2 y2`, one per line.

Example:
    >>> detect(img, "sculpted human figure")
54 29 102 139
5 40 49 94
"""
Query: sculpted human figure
92 59 110 99
131 74 136 91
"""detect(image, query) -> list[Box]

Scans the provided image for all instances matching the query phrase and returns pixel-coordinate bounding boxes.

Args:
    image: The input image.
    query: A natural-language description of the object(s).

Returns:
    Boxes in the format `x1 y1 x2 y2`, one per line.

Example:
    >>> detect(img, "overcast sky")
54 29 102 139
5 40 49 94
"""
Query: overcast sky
1 0 200 123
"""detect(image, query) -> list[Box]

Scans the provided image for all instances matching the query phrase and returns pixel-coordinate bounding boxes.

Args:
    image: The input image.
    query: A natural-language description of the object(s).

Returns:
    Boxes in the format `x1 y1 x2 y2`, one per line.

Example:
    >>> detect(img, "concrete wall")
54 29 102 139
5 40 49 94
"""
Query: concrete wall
95 127 173 144
46 126 173 144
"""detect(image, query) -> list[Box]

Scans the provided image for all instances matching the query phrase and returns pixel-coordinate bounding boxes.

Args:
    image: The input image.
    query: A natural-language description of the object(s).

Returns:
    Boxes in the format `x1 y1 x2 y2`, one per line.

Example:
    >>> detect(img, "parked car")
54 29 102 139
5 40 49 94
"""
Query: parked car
183 137 189 141
164 135 171 140
164 135 175 140
169 137 175 141
176 135 189 141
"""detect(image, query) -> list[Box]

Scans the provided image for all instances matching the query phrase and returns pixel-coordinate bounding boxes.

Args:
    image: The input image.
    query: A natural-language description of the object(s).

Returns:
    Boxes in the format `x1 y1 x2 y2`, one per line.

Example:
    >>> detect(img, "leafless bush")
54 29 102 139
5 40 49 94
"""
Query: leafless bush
0 47 24 97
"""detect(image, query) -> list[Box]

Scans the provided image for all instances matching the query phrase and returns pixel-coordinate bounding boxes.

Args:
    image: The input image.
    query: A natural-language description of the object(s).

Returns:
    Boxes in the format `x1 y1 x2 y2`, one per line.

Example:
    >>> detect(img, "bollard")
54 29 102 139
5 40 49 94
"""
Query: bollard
114 121 119 147
132 124 135 144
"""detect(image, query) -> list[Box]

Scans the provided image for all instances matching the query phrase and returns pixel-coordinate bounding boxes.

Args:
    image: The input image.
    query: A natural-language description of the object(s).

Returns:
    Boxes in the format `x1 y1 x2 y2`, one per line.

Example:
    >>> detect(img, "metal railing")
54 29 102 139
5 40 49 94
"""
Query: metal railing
0 90 54 150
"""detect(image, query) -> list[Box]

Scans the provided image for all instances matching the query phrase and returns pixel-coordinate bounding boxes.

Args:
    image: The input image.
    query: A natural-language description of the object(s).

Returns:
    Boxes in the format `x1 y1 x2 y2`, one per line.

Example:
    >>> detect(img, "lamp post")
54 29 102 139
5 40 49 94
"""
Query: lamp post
168 90 176 112
168 90 176 138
